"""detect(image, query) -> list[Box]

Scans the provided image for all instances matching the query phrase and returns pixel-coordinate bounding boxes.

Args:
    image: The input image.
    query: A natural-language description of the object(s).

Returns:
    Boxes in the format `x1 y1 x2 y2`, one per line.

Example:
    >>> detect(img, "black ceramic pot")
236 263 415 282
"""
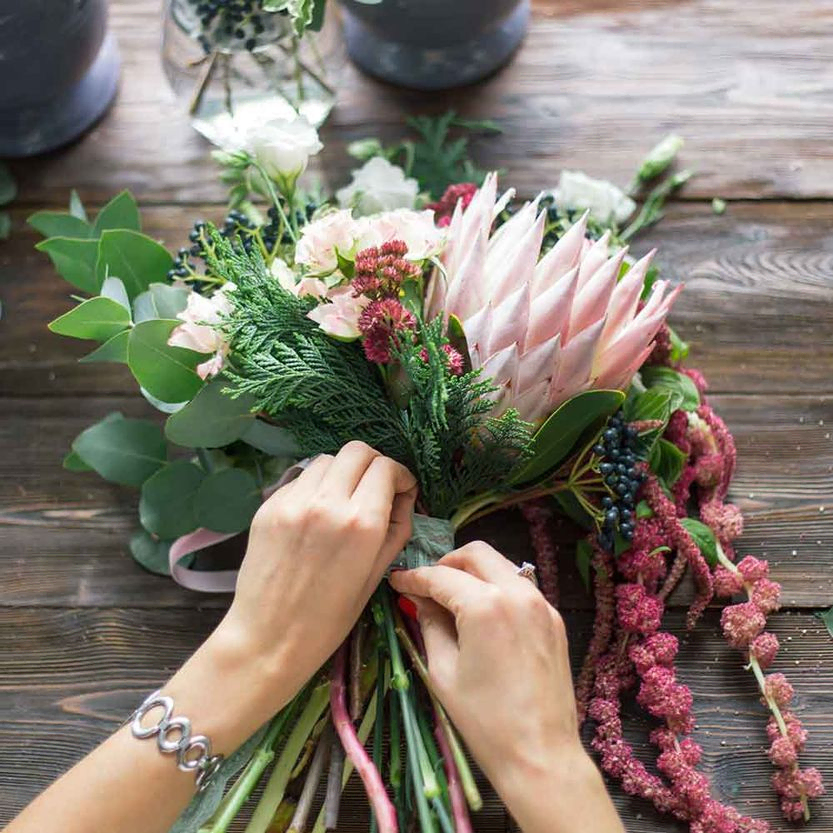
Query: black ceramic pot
339 0 529 90
0 0 120 157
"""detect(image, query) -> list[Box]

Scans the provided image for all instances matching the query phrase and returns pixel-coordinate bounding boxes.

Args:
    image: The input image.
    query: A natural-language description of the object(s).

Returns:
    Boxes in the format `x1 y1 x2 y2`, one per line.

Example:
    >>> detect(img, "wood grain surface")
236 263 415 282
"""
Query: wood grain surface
1 0 832 830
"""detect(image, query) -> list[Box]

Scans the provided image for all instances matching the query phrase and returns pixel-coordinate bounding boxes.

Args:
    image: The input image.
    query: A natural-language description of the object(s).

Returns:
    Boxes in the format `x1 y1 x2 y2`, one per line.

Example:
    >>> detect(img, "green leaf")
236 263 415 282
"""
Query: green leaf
128 319 206 403
70 190 88 222
101 276 131 311
0 162 16 206
48 296 131 342
680 517 718 567
649 438 687 487
512 390 626 485
396 515 455 569
241 418 301 456
96 229 173 300
668 326 690 363
195 468 260 534
62 450 93 472
636 500 654 519
165 380 256 449
93 190 141 234
139 461 205 538
575 538 593 591
36 237 100 294
141 387 188 414
79 330 130 364
552 490 594 530
129 529 174 576
640 366 700 412
133 282 189 323
623 387 673 423
72 415 167 487
27 210 93 239
815 606 833 640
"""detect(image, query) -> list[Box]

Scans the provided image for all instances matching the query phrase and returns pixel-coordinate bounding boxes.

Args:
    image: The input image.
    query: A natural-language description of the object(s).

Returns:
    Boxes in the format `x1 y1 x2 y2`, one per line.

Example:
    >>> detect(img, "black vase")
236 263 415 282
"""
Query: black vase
0 0 120 157
339 0 530 90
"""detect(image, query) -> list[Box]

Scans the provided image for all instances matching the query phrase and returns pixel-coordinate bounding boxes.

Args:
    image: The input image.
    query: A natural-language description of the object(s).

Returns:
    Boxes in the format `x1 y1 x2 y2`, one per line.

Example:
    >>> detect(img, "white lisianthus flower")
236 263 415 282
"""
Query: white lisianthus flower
356 209 446 261
295 209 360 276
553 170 636 225
168 283 237 379
336 157 420 216
246 114 323 190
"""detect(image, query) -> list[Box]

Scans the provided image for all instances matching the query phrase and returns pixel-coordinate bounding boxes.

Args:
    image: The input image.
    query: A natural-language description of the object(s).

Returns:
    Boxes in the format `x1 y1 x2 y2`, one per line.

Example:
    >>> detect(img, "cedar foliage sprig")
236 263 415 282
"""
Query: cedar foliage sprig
209 232 533 518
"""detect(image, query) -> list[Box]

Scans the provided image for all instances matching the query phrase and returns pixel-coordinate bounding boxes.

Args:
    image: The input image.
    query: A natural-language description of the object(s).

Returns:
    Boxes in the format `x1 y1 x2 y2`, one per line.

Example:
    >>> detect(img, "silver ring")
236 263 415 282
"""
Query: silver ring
516 562 538 587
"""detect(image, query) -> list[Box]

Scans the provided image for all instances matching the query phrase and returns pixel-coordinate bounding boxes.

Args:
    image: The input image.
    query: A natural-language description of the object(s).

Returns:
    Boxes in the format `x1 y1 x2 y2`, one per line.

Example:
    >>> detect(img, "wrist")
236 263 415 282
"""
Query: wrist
496 745 623 833
161 621 297 755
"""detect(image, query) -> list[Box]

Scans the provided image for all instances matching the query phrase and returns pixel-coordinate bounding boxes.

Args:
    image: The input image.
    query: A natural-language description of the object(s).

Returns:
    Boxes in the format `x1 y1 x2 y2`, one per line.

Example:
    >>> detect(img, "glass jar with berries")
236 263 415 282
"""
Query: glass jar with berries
161 0 339 148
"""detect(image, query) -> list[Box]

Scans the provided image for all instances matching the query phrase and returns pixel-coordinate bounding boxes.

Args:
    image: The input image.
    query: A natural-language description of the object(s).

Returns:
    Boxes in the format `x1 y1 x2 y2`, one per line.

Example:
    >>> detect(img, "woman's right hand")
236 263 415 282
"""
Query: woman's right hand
389 542 624 833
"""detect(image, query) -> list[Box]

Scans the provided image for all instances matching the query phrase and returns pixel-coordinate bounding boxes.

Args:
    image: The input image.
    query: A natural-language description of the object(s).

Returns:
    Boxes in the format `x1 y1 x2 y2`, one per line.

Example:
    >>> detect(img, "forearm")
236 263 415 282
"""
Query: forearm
6 624 294 833
496 747 625 833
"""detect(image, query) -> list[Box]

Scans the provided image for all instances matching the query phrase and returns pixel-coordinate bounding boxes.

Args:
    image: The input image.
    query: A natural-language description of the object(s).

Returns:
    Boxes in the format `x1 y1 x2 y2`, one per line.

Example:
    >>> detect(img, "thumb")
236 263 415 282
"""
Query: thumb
412 596 458 694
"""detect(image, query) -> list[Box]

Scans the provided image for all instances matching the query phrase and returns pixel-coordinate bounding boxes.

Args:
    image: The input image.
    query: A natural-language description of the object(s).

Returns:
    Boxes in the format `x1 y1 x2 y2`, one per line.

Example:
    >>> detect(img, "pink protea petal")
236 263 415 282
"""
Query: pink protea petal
567 247 626 342
526 266 578 351
549 317 606 406
512 379 551 422
577 231 611 290
592 344 653 392
483 283 530 356
479 342 519 399
518 335 561 392
489 208 546 301
599 250 656 346
445 226 488 321
531 210 588 296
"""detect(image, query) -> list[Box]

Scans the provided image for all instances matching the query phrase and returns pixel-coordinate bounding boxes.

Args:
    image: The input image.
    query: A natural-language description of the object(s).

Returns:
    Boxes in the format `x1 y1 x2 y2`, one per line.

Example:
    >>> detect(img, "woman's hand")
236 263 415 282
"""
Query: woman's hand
219 441 418 707
389 542 624 833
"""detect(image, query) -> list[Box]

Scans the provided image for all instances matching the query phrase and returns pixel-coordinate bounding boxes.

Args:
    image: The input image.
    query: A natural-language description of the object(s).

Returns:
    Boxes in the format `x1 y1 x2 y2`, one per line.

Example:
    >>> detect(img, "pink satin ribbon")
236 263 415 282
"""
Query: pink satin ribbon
168 461 308 593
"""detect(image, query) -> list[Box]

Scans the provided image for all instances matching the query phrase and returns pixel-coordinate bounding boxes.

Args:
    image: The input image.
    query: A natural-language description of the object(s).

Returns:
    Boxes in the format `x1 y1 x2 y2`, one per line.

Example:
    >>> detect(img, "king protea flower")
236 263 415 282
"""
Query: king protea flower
425 174 682 422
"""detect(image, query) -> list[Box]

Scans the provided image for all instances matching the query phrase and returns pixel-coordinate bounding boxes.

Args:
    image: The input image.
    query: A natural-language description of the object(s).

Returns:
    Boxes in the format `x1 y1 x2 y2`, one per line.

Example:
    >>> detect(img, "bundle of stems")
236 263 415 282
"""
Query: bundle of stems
197 585 481 833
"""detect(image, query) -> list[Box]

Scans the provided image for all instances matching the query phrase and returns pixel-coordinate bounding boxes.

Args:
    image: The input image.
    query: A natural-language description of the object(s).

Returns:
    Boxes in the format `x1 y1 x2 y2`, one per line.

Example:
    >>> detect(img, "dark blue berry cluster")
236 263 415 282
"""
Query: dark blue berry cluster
593 411 646 551
192 0 270 52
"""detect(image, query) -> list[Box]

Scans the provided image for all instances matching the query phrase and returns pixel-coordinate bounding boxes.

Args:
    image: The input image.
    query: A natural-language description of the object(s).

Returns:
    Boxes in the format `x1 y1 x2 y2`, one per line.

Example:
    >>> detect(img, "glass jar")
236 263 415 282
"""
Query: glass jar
161 0 337 148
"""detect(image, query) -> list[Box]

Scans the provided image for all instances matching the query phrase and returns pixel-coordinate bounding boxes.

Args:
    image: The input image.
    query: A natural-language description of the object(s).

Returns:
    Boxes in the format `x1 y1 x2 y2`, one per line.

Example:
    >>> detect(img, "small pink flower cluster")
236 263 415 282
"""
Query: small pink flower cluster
425 182 478 227
715 554 823 820
352 240 420 298
519 500 559 607
358 297 416 364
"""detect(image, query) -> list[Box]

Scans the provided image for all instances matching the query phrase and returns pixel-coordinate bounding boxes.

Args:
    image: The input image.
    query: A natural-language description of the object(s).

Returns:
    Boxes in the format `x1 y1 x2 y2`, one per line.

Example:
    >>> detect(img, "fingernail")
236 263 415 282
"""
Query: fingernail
397 595 418 621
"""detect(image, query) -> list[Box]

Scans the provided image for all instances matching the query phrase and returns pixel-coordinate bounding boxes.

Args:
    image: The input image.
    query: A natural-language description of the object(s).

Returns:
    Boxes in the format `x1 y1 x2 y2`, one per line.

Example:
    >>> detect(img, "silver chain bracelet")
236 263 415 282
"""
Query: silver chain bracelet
128 690 224 791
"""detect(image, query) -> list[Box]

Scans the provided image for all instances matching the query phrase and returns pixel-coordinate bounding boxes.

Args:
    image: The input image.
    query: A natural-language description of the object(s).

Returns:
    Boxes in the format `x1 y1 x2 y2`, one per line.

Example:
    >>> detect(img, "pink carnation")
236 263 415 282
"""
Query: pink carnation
749 632 779 669
720 601 766 648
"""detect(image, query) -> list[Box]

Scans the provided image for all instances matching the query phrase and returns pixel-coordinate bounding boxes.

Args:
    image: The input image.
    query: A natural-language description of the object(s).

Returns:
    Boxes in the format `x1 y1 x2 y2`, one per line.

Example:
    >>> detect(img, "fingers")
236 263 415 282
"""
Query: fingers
439 541 521 588
321 440 381 497
389 564 484 616
289 453 334 498
412 596 458 689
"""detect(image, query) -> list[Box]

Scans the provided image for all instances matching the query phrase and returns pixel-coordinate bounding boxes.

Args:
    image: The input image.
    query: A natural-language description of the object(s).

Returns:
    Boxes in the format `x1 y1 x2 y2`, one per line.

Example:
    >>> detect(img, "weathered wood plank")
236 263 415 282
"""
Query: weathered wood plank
1 394 831 608
3 201 833 398
5 0 833 204
0 607 829 831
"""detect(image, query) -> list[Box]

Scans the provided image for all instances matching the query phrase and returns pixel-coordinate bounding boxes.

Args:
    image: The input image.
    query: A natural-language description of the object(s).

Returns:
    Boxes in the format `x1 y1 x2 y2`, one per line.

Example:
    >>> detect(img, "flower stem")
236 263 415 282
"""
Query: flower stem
330 639 398 833
244 683 331 833
392 610 482 811
252 160 297 244
200 693 305 833
370 646 387 833
311 686 385 833
288 727 331 833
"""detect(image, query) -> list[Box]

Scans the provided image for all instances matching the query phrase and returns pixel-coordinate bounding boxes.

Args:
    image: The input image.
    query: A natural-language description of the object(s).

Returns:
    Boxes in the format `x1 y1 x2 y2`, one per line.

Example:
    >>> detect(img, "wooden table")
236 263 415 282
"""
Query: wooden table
1 1 832 830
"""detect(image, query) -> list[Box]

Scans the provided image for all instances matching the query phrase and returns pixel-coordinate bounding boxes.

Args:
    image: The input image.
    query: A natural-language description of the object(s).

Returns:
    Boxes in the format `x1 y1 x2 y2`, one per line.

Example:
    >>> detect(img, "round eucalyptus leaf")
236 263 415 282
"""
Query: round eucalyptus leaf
139 460 205 538
195 468 261 534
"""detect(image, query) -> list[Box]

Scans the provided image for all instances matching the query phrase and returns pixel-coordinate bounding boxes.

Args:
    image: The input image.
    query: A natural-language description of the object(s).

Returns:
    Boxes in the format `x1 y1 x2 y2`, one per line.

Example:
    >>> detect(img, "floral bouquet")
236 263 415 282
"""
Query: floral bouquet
32 114 822 833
